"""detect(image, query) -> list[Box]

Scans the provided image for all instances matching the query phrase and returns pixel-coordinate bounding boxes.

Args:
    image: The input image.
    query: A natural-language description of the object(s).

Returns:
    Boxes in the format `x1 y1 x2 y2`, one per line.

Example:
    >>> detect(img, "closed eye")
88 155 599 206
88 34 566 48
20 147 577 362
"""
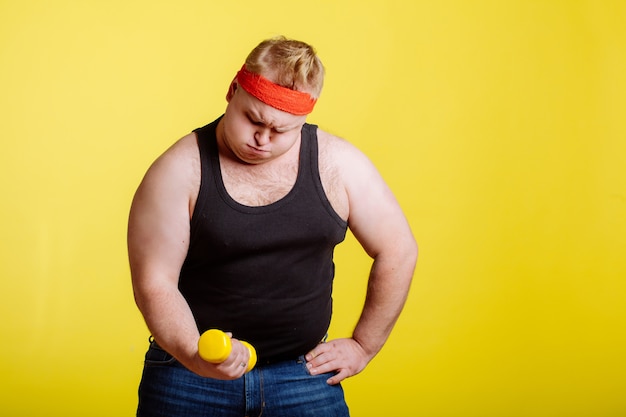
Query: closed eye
245 111 294 134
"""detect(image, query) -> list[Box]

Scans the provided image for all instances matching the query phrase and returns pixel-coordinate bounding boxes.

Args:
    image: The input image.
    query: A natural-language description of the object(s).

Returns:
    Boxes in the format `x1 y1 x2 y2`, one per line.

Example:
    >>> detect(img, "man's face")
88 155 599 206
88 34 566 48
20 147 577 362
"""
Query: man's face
220 86 307 165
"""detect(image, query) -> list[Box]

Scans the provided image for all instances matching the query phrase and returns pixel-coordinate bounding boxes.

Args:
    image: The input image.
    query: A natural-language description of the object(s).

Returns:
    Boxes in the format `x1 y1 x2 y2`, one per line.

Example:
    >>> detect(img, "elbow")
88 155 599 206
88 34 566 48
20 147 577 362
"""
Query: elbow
381 233 418 276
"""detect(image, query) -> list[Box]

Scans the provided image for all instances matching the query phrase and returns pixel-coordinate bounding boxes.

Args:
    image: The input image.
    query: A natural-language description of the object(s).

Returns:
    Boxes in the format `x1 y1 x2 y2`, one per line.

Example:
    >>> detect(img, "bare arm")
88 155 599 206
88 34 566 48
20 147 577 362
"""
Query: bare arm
306 136 418 384
348 157 418 358
128 134 250 379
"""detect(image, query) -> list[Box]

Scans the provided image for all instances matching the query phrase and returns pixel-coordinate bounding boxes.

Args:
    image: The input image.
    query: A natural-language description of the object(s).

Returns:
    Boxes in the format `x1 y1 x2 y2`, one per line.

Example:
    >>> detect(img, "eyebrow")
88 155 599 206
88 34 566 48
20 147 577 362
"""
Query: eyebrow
245 111 297 132
245 111 266 125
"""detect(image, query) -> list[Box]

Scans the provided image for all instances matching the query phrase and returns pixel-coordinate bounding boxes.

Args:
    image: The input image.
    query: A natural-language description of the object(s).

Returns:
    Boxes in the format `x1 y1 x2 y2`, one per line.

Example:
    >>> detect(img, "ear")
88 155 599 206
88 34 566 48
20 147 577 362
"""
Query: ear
226 78 238 102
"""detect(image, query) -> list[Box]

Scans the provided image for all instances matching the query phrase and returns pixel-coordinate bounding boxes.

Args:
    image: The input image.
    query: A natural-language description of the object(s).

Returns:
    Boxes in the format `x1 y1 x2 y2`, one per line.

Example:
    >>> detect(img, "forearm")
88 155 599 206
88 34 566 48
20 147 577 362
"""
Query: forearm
304 245 417 385
133 279 200 366
133 278 254 380
352 246 417 358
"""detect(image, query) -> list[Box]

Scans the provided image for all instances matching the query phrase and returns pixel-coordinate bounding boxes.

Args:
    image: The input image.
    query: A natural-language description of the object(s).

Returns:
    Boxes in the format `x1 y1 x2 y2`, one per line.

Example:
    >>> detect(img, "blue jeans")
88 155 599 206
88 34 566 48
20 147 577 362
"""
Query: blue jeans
137 341 350 417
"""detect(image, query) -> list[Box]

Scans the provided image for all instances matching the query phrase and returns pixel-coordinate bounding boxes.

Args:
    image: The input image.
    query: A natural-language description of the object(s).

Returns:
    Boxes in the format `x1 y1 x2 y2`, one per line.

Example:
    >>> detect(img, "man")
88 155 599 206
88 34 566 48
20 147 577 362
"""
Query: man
128 36 417 417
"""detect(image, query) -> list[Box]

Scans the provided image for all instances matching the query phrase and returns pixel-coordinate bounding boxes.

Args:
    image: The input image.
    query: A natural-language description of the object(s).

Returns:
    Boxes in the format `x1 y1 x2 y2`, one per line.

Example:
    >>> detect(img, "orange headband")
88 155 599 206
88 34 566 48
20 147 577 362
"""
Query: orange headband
226 65 317 115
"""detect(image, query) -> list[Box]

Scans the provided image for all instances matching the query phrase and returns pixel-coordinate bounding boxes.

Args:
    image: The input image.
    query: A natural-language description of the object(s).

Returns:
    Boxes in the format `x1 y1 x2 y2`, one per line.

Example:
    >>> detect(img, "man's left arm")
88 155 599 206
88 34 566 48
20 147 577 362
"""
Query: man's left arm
305 143 418 385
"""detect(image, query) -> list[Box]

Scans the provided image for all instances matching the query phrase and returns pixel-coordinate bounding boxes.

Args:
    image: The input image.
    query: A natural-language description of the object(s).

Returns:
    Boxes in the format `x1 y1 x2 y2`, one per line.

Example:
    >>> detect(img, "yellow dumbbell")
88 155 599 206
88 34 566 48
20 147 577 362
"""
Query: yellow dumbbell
198 329 257 372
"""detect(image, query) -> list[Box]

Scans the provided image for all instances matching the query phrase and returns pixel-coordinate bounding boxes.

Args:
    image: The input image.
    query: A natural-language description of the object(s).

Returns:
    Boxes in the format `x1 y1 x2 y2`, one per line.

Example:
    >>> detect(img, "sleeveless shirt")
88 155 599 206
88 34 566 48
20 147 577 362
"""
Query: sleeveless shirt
179 117 347 363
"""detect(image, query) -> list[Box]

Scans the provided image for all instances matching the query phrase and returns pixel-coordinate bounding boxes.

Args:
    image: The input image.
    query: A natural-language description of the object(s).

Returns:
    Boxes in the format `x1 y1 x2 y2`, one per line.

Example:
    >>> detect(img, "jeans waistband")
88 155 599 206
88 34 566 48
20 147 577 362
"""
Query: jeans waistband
147 336 306 366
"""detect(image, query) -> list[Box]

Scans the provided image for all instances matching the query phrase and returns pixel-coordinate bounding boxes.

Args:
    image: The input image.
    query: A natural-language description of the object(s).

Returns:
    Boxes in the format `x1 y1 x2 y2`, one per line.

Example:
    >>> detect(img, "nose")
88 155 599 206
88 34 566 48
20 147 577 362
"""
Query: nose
254 128 271 146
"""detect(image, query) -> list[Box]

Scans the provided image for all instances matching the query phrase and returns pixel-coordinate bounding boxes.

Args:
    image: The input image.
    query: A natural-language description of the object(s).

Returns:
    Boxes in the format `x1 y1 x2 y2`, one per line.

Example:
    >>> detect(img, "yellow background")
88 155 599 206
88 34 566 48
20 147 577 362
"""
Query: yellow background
1 1 625 416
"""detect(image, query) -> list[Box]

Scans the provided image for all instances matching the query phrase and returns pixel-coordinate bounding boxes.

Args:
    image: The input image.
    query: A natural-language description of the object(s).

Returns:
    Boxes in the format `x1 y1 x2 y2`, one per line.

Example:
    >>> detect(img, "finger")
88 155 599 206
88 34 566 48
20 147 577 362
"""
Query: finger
221 340 244 367
229 340 250 374
306 354 339 376
327 369 349 385
305 342 330 362
234 340 250 360
306 353 331 372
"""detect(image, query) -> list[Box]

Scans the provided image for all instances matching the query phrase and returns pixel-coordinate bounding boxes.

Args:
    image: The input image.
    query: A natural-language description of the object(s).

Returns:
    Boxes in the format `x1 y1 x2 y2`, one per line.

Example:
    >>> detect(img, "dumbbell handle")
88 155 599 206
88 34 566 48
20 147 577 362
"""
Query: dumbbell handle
198 329 257 372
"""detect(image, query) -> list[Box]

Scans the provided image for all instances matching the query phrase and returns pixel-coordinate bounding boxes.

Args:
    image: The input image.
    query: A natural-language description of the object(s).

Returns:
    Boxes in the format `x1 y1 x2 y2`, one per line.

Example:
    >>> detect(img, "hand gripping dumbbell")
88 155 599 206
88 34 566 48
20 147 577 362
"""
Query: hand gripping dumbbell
198 329 257 372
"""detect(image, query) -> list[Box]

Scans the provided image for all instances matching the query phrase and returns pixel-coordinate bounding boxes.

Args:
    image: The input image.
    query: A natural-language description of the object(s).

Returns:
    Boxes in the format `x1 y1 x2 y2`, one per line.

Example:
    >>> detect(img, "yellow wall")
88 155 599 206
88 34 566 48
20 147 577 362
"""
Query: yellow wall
1 1 625 416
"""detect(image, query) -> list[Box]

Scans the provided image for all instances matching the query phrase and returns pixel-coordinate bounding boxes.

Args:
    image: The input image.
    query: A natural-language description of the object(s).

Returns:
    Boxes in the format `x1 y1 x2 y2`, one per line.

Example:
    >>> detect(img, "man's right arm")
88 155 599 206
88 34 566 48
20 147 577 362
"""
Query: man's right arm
127 134 250 379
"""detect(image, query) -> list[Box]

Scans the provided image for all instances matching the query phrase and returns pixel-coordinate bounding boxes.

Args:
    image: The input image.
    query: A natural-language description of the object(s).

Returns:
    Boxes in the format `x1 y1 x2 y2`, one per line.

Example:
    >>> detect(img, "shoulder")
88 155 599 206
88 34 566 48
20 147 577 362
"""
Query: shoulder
144 133 199 187
315 127 381 190
315 127 414 258
132 132 201 219
316 128 375 172
150 132 199 176
315 127 382 221
316 128 357 157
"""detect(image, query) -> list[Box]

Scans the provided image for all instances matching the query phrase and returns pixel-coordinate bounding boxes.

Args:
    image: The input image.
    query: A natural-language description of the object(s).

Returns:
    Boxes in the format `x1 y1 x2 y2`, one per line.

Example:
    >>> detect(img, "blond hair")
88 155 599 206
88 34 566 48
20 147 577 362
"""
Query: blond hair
244 36 325 99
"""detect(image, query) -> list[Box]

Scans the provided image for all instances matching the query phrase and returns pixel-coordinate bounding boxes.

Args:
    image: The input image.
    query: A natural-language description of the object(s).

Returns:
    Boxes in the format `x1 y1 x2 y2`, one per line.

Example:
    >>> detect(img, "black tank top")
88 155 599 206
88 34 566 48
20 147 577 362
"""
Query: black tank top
179 117 347 363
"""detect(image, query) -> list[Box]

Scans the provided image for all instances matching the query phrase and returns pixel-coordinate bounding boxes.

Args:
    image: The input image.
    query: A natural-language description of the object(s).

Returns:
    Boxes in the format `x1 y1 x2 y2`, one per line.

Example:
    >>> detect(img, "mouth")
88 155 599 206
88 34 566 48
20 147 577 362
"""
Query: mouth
247 144 270 154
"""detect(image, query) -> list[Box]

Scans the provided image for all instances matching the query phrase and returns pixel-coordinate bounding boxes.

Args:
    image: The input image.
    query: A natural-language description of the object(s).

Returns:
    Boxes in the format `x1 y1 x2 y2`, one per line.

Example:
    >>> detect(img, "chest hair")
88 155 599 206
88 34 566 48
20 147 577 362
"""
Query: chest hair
220 158 299 207
217 140 347 218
